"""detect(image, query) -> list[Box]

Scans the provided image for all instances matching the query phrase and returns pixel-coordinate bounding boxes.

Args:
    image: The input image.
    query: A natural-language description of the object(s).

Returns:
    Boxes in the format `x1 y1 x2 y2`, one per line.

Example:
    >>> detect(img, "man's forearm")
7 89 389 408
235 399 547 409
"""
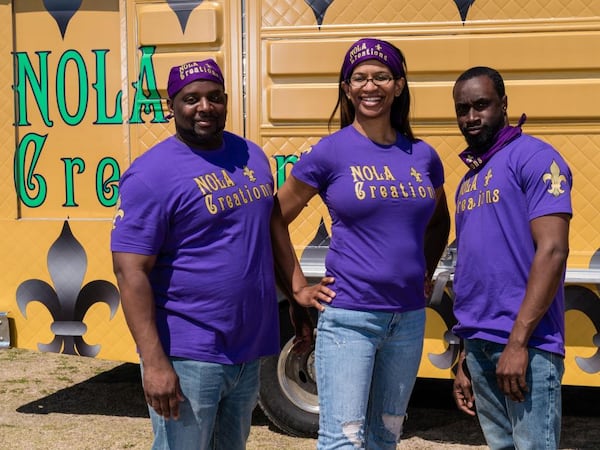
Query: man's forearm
508 245 567 347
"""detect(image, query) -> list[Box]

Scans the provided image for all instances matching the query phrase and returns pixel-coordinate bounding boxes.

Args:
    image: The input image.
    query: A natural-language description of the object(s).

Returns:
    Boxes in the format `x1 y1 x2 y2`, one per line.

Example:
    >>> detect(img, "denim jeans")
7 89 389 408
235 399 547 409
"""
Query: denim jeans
464 339 564 450
142 358 259 450
315 306 425 450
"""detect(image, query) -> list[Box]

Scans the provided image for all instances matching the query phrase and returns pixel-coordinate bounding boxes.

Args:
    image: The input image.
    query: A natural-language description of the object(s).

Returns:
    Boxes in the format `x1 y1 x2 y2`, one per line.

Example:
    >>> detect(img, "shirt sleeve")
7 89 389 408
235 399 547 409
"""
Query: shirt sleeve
110 171 168 255
519 144 573 220
290 137 335 191
428 145 445 189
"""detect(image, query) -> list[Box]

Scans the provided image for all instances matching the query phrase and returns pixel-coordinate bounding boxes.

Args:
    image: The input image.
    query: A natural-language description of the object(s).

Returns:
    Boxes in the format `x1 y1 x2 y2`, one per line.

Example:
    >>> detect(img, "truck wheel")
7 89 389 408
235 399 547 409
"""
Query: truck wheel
258 303 319 437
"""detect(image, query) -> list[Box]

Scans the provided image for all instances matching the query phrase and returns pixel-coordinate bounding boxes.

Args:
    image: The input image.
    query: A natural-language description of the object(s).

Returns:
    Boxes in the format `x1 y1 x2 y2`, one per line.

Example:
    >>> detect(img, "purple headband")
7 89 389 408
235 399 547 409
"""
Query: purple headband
167 59 225 98
341 38 405 81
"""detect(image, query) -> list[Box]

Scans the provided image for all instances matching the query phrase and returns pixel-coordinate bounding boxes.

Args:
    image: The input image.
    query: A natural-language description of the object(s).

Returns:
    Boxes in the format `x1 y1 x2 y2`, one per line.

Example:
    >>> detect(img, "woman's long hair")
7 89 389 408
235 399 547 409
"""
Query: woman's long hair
327 43 414 141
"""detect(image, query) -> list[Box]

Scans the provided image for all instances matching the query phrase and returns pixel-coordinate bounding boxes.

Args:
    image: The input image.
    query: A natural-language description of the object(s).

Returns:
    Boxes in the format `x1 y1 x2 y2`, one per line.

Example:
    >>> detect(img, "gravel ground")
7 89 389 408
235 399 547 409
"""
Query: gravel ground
1 348 599 449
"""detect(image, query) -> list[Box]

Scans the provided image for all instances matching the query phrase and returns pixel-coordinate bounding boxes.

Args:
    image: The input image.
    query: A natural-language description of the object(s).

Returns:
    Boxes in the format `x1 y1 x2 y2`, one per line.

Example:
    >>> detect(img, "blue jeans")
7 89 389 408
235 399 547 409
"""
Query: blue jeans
465 339 564 450
142 358 259 450
315 306 425 450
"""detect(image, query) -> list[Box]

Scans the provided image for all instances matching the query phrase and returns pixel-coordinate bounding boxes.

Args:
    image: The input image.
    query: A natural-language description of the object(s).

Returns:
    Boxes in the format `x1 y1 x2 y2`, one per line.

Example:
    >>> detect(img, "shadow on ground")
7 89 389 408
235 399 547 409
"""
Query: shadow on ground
403 378 487 446
405 378 600 449
14 364 600 448
17 363 149 417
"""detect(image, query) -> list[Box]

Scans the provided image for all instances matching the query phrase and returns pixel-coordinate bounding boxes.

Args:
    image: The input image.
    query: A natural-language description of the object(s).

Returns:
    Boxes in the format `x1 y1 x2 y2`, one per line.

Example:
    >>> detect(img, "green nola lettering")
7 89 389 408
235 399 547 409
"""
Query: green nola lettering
93 49 122 124
14 51 53 127
13 45 166 127
129 46 167 124
12 46 166 208
56 51 88 125
12 45 301 209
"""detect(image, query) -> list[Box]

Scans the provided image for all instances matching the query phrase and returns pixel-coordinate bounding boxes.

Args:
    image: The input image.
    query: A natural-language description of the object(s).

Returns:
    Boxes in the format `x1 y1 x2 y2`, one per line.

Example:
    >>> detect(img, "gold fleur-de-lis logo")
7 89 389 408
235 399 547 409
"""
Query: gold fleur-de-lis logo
410 167 422 182
484 169 493 187
542 160 567 197
112 196 124 229
243 166 256 182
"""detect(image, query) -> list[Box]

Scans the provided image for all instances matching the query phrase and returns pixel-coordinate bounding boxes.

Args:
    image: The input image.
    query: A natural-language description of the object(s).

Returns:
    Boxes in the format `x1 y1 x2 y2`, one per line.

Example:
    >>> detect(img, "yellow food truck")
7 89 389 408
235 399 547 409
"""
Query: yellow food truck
1 0 598 436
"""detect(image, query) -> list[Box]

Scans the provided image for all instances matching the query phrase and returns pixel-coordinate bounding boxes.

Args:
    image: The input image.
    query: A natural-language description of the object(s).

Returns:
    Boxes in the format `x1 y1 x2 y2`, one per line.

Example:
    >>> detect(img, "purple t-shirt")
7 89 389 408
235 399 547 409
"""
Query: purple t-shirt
452 133 573 356
111 132 279 364
292 125 444 312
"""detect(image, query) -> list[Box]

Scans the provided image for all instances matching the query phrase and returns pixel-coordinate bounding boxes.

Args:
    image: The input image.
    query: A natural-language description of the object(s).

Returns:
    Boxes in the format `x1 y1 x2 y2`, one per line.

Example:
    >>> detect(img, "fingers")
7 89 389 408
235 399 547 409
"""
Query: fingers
498 376 528 402
452 384 476 416
146 392 184 420
313 300 326 312
297 278 336 311
146 394 170 419
317 277 336 303
168 389 184 420
320 276 335 286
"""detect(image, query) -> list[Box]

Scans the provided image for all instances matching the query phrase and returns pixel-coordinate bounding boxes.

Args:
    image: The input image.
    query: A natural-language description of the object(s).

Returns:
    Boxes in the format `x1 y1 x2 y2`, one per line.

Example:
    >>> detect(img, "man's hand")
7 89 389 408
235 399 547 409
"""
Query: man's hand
496 344 529 402
142 360 185 420
424 272 434 299
453 353 476 416
289 303 315 354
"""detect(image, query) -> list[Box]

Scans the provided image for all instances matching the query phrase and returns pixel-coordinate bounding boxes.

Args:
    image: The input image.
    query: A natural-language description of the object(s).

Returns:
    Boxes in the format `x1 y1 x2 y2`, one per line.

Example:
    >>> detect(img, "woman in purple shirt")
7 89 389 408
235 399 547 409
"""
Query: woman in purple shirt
274 38 450 449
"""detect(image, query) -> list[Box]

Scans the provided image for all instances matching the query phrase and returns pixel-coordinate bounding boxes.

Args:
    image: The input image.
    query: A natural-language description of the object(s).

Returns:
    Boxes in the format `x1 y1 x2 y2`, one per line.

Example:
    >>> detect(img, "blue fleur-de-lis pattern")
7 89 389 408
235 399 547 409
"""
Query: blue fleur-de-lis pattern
43 0 82 39
41 0 477 39
454 0 476 22
166 0 204 34
304 0 334 27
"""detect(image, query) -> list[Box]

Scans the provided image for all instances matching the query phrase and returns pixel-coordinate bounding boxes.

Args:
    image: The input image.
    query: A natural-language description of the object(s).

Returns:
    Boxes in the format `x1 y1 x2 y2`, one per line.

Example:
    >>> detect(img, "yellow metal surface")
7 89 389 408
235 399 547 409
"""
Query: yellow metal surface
251 0 600 385
1 0 599 385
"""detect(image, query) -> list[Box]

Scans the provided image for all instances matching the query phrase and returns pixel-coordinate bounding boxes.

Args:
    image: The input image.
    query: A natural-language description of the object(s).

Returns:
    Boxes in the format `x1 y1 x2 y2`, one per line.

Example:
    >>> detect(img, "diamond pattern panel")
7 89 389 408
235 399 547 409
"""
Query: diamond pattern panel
257 0 600 274
468 0 600 21
422 132 600 270
262 0 600 28
262 0 463 27
127 0 242 163
0 3 15 220
263 135 331 253
263 130 600 271
544 134 600 268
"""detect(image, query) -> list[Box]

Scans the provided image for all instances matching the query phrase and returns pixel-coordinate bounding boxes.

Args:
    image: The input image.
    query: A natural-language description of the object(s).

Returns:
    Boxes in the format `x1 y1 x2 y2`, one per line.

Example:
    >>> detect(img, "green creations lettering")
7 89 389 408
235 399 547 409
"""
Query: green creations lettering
12 46 165 208
273 154 299 189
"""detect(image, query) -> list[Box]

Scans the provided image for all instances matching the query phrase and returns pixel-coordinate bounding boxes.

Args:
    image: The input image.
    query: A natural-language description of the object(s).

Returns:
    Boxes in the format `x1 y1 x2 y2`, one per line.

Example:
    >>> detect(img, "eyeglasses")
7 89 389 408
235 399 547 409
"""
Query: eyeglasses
347 73 396 88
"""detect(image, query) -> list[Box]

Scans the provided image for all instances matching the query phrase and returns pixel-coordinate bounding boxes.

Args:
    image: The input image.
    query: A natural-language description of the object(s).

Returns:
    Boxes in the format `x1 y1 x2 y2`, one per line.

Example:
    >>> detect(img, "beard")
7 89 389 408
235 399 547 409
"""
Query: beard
462 121 504 154
175 120 225 150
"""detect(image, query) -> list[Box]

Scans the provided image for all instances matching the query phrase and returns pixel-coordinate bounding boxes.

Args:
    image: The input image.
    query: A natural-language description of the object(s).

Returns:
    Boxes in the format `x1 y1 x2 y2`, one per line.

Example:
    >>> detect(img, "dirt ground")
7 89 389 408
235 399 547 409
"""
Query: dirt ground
1 348 599 450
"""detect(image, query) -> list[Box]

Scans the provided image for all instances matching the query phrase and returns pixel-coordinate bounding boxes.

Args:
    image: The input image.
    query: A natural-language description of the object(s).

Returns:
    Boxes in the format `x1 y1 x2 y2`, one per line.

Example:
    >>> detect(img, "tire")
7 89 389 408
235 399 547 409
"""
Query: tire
258 302 319 437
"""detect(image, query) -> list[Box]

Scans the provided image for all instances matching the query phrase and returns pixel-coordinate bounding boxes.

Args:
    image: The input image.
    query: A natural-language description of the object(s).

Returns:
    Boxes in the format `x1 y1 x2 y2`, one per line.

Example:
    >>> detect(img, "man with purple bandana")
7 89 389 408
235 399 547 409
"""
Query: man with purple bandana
111 59 295 450
451 66 572 449
275 38 450 449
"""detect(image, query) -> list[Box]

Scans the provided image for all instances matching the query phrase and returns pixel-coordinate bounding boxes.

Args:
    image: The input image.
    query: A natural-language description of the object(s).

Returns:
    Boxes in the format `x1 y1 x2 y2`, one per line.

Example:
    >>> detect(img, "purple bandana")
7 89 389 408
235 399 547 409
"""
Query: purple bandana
341 38 405 80
459 114 527 169
167 59 224 98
